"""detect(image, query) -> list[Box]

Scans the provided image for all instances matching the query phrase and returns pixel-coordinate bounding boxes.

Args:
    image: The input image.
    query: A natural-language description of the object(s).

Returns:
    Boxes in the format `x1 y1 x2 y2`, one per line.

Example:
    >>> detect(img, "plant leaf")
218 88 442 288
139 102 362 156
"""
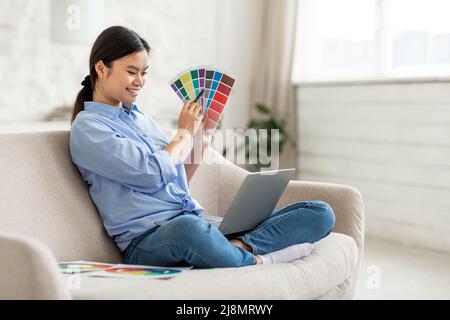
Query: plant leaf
256 103 271 114
273 115 286 128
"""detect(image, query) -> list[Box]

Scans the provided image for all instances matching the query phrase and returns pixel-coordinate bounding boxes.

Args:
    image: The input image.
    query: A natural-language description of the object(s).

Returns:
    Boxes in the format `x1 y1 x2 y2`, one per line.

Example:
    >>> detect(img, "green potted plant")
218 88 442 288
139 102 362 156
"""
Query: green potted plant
223 103 294 172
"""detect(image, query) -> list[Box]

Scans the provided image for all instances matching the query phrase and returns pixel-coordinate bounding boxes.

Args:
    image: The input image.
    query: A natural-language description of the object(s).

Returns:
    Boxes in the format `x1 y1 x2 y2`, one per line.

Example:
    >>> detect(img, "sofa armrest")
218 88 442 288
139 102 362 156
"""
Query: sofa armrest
277 180 365 254
279 180 365 299
0 232 71 299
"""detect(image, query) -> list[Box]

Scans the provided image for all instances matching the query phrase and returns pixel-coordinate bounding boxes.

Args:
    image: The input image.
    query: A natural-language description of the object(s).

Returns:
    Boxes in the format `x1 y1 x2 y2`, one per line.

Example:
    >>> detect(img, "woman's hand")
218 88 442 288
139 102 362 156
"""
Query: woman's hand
176 101 204 138
200 114 215 149
165 101 203 165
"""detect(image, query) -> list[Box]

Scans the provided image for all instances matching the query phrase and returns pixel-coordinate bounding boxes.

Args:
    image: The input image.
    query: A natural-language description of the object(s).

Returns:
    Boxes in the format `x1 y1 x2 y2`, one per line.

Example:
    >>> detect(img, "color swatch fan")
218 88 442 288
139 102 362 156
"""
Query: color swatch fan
169 66 236 130
87 264 191 279
58 261 115 274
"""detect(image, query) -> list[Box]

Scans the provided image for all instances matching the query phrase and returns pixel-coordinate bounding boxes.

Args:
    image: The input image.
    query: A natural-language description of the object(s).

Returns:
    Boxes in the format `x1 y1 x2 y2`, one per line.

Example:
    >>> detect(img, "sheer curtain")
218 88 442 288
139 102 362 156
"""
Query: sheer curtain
250 0 299 171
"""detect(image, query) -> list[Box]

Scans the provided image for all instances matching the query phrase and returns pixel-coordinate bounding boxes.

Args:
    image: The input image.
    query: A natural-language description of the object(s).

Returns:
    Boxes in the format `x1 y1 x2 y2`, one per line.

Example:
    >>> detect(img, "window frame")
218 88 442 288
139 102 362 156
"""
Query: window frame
292 0 450 85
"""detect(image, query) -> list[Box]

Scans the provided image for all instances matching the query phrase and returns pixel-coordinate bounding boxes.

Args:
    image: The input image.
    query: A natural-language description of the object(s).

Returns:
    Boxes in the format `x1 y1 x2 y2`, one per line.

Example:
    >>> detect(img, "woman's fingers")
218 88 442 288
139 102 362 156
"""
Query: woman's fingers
189 103 203 117
182 101 203 114
188 102 199 110
201 112 209 127
182 100 192 111
180 101 204 128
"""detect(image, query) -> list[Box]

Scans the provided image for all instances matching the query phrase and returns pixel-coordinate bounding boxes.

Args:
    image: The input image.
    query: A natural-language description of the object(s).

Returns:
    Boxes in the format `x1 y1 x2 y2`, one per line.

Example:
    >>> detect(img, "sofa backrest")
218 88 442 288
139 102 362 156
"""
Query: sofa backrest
0 131 123 262
0 130 223 263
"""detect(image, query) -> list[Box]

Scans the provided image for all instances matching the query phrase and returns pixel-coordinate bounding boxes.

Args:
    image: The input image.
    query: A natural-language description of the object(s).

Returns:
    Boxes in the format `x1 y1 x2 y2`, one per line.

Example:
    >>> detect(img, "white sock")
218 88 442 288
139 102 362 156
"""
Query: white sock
258 243 314 264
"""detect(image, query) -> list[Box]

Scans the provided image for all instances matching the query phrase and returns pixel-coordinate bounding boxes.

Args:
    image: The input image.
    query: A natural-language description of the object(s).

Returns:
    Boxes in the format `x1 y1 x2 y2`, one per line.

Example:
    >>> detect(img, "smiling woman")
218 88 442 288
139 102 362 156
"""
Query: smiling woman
94 50 149 108
71 26 151 122
69 25 333 270
124 63 149 97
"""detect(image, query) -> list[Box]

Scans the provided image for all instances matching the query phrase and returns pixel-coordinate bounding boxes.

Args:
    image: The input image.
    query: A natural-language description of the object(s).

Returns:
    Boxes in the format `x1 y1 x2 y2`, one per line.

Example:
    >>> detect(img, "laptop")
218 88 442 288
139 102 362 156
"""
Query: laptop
199 168 295 238
155 168 295 237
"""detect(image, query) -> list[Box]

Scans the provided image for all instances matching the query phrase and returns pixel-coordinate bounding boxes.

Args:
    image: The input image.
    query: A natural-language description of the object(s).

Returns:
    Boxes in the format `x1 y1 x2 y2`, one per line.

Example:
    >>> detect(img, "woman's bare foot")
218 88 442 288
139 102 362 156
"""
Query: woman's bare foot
230 239 263 264
229 239 252 252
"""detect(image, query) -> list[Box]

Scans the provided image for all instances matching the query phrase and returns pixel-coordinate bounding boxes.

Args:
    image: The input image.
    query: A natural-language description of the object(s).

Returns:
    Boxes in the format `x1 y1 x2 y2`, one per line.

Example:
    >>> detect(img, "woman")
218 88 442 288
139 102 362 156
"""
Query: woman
70 26 336 268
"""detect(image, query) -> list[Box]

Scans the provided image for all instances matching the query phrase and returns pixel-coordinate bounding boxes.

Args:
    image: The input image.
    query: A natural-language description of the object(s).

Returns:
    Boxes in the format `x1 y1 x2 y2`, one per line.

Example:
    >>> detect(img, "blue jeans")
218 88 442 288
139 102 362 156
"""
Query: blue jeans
124 200 336 269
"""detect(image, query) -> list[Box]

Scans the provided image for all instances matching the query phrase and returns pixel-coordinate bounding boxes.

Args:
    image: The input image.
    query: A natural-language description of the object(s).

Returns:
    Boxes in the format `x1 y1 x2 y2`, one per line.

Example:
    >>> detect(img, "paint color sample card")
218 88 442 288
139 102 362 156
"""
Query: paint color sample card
58 261 116 274
169 66 236 130
88 264 192 279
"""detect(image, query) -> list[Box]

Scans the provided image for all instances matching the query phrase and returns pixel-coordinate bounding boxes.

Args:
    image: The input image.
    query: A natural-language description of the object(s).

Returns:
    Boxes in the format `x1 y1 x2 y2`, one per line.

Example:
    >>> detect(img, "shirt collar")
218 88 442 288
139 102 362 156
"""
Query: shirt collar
84 101 141 120
125 103 141 114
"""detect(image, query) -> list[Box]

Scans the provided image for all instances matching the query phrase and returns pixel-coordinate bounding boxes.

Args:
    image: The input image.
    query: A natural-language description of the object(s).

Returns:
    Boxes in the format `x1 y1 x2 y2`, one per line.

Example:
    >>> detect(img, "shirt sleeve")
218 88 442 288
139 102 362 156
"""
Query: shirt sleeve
69 117 178 193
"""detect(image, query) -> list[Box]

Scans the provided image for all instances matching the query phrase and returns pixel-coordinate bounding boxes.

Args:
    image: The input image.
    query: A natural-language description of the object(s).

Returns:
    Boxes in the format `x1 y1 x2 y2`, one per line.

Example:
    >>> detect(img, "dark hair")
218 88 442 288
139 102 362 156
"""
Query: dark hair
71 26 150 123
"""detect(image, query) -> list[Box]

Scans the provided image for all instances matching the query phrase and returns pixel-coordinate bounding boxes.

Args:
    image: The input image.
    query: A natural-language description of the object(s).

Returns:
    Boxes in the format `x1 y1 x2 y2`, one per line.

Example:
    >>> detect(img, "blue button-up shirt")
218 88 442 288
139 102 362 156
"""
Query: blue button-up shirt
69 101 204 251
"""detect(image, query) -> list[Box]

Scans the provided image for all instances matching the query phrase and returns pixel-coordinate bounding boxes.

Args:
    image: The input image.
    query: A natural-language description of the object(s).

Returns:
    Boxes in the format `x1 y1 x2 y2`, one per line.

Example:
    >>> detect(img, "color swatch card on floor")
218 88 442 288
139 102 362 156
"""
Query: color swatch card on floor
169 66 236 130
87 264 192 279
58 261 116 274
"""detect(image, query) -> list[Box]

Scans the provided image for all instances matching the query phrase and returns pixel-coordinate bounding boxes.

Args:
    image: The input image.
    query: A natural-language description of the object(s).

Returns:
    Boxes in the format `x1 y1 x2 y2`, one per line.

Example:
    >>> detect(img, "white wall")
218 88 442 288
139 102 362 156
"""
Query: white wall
0 0 258 130
296 81 450 253
216 0 260 130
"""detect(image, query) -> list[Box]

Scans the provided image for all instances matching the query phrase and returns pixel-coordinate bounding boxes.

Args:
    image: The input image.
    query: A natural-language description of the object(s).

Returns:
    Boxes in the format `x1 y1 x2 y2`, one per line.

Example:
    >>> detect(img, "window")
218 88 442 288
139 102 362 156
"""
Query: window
292 0 450 82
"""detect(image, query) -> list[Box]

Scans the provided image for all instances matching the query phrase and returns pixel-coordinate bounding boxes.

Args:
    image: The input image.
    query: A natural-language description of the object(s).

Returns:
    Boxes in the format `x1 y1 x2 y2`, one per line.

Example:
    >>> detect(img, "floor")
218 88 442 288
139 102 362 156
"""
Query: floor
354 236 450 299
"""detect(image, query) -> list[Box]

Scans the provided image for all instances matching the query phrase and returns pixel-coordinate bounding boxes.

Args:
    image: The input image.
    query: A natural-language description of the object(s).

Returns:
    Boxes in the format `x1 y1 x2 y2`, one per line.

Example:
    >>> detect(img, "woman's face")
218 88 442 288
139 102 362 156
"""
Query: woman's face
97 49 149 107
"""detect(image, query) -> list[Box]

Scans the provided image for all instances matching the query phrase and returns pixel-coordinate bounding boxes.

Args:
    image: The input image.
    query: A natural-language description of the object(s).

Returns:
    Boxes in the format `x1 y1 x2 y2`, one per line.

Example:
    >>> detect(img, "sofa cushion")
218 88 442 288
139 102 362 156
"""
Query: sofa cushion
64 232 357 300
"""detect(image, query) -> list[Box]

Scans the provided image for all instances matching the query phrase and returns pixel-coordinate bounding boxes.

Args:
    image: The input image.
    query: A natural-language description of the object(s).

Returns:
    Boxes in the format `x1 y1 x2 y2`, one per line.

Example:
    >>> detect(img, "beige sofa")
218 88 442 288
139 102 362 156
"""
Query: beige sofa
0 130 365 299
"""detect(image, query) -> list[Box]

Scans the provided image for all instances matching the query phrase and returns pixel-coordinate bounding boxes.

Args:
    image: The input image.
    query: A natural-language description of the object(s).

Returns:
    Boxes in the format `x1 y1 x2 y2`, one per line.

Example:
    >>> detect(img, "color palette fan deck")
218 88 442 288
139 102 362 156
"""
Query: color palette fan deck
169 66 236 130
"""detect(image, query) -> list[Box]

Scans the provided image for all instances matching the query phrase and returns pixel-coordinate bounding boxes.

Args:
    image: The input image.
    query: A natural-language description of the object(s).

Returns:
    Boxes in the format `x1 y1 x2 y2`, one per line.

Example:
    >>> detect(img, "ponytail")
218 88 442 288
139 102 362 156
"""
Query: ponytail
71 75 93 123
